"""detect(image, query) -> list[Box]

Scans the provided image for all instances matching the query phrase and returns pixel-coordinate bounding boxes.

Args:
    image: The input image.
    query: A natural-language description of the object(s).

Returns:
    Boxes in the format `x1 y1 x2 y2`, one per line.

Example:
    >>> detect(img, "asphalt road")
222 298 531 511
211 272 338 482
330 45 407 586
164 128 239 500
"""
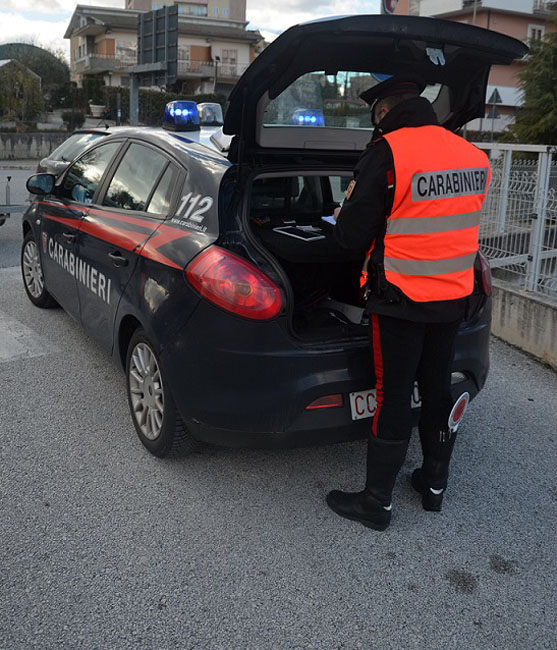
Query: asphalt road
1 164 556 650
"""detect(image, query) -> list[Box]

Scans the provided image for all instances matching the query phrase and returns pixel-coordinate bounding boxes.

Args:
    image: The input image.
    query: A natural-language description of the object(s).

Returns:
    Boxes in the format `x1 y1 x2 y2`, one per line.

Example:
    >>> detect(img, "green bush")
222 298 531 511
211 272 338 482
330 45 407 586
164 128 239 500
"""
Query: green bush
82 76 105 105
61 111 85 131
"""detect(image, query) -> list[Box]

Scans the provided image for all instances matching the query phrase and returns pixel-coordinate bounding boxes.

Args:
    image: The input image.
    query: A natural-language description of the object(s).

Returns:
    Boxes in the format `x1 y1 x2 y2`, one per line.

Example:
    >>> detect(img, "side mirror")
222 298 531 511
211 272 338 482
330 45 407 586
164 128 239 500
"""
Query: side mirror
26 173 56 196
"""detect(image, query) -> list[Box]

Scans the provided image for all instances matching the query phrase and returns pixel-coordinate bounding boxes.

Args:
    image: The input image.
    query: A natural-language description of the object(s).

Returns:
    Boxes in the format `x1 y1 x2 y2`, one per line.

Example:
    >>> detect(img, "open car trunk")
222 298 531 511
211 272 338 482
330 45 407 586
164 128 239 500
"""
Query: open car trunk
246 170 369 342
245 169 490 343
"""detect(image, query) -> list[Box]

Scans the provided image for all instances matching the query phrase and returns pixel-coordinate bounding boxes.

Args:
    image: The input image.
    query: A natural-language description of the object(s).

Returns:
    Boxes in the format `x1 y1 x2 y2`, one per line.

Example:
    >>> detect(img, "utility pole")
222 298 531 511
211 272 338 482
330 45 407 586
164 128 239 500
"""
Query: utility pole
213 56 220 94
473 0 478 25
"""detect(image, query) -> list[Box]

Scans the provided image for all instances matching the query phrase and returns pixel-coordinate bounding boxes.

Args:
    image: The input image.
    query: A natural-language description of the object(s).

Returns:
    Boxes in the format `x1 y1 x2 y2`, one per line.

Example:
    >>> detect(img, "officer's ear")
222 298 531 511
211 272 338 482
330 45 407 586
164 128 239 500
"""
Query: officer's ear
373 100 390 126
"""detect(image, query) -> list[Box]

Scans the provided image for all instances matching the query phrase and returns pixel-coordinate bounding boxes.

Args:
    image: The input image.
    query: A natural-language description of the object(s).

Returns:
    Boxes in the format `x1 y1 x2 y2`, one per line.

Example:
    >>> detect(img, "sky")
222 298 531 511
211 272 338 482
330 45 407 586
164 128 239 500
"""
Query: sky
0 0 382 57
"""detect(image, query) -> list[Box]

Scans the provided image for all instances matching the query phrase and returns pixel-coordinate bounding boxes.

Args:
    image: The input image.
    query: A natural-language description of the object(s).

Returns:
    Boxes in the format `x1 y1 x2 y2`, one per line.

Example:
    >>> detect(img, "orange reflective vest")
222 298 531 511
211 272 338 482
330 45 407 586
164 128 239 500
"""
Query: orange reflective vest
368 125 490 303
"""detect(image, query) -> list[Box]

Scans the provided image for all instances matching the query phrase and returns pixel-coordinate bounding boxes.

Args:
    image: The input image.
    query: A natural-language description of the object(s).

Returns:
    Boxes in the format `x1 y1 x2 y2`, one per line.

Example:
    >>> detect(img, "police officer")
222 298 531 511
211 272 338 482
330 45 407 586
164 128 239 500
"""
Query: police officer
326 75 490 531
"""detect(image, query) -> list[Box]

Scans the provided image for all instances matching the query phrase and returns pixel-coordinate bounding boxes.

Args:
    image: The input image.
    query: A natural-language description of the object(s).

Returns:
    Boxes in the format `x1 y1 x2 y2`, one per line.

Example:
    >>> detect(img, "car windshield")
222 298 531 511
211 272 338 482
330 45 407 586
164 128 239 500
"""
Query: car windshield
264 71 442 130
49 132 107 163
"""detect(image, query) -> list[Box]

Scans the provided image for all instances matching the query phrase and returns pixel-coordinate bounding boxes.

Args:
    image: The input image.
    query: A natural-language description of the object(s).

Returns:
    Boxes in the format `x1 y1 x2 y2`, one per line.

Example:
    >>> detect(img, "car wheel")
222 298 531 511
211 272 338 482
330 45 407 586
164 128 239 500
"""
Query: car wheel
21 231 57 308
126 328 195 457
0 216 6 226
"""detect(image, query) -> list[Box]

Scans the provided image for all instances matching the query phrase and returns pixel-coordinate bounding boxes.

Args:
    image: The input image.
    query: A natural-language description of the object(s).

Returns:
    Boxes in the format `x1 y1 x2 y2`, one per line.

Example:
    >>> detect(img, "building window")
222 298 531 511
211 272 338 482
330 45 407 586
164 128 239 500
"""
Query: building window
212 7 219 15
178 46 190 62
221 49 237 63
178 4 208 16
222 8 229 15
528 24 545 42
220 48 237 75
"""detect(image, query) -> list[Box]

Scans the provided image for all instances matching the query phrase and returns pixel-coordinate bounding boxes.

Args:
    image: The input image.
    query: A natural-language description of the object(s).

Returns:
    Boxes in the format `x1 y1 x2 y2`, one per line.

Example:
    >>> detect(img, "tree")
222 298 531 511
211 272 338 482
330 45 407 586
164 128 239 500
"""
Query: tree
0 60 44 120
506 22 557 144
0 43 69 88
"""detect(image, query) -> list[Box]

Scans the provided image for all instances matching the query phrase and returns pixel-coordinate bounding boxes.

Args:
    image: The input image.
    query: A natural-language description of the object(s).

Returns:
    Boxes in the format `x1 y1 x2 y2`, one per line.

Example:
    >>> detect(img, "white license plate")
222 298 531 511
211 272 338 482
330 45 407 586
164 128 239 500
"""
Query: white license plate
349 384 422 421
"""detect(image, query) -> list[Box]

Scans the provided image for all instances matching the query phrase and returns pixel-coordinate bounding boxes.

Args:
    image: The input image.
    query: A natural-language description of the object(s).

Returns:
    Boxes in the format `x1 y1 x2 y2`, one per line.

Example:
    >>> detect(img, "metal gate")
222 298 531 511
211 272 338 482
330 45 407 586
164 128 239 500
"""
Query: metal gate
477 143 557 300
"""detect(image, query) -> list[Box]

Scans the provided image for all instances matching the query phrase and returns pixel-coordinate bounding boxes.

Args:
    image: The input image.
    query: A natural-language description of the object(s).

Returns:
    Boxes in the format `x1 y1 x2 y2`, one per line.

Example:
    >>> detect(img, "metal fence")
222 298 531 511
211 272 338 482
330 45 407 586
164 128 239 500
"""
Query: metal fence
477 143 557 301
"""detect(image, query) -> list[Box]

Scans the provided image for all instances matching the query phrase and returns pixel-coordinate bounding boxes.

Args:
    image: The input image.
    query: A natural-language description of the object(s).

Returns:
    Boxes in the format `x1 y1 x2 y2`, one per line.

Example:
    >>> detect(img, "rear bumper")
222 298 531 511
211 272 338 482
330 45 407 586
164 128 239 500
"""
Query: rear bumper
163 298 491 448
186 375 481 449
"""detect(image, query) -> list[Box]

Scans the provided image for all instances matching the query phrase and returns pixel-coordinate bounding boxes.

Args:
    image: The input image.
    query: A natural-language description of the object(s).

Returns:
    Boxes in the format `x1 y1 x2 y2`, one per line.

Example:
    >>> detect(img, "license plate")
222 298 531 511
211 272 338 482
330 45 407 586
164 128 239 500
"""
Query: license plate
349 383 422 421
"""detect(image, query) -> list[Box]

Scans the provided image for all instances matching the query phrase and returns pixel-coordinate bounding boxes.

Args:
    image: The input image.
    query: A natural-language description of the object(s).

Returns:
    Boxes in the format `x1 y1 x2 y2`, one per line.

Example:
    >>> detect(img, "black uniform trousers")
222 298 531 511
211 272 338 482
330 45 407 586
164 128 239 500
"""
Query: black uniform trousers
370 313 461 443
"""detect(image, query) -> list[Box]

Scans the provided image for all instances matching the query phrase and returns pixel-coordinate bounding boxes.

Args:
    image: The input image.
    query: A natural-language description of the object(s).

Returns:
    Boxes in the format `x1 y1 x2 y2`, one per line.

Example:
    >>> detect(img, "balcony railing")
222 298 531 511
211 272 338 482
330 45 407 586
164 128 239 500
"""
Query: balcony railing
533 0 557 12
73 55 249 80
176 59 249 79
74 53 137 74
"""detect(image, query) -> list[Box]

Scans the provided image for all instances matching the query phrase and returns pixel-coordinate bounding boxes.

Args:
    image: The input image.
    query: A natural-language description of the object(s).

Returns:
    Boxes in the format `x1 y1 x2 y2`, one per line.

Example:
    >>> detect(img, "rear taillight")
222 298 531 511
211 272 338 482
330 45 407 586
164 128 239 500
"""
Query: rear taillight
478 250 492 296
186 245 283 320
305 394 344 410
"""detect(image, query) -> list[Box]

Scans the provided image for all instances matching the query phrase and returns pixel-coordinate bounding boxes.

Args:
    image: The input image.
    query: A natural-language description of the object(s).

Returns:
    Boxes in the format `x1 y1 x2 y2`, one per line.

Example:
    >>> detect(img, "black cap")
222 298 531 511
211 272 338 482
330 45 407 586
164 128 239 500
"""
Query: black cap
360 74 427 108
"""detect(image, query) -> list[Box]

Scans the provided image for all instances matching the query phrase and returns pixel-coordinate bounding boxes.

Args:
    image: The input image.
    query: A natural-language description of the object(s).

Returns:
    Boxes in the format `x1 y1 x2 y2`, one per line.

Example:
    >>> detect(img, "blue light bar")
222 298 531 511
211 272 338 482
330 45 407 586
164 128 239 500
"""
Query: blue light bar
291 109 324 127
163 101 200 132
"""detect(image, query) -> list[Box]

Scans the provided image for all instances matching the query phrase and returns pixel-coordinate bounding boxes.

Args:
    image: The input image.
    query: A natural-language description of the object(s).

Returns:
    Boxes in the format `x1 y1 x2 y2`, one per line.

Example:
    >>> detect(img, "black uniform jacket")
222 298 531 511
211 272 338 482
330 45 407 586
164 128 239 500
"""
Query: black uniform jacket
335 96 468 323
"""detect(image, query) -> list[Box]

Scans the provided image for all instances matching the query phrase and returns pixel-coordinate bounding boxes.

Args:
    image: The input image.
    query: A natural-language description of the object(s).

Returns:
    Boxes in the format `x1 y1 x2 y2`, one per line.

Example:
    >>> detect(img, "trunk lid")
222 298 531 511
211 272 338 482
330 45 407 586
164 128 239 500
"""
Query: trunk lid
224 15 527 161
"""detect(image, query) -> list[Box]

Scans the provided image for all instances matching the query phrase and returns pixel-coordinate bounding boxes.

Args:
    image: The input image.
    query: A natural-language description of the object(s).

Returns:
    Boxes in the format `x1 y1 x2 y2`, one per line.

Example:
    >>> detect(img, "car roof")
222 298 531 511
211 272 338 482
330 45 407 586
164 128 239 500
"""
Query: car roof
98 126 232 172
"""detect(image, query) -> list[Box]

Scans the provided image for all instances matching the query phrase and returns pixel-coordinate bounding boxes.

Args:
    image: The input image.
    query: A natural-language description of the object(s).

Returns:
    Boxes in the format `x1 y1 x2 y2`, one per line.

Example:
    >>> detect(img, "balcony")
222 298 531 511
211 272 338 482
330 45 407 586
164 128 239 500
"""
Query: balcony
74 53 137 75
176 59 249 81
533 0 557 13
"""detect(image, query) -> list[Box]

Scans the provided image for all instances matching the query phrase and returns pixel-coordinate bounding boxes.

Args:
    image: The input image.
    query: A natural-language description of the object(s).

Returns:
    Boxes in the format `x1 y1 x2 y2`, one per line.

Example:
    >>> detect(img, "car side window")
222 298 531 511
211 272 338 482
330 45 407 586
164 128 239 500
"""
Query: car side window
60 142 121 204
146 164 179 216
103 143 168 212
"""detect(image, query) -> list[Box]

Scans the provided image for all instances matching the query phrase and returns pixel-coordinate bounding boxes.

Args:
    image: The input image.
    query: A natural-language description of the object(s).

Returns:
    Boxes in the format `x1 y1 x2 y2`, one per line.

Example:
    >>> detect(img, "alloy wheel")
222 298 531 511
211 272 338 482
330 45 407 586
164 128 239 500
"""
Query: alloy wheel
22 240 45 299
128 342 165 441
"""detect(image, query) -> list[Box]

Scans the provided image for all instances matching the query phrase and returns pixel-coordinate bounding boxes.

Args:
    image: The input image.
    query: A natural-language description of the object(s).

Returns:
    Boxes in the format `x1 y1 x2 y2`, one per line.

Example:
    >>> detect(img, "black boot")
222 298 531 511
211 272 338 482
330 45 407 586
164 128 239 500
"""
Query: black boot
411 468 444 512
327 437 409 531
412 428 457 511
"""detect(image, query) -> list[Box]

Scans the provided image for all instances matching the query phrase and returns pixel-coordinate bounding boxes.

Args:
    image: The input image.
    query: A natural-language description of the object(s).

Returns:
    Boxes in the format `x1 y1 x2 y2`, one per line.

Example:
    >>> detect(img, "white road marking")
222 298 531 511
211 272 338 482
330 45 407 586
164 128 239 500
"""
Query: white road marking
0 311 58 363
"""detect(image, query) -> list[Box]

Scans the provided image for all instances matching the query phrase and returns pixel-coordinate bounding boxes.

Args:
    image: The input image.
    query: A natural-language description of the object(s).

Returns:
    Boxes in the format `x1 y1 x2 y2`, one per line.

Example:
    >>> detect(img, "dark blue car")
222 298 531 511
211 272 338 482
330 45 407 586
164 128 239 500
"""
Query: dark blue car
21 15 526 456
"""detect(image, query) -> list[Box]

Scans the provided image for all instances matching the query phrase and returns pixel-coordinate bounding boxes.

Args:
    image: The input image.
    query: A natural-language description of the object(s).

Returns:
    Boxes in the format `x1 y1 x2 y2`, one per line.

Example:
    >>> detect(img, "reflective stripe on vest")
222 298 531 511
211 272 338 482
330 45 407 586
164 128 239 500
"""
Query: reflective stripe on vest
386 211 481 235
384 252 477 276
381 126 490 302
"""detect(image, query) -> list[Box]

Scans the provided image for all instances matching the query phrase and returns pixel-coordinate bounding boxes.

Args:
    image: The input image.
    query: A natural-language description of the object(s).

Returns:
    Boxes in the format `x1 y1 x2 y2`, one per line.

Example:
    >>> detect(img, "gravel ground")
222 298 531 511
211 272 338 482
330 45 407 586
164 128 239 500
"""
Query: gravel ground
0 164 556 650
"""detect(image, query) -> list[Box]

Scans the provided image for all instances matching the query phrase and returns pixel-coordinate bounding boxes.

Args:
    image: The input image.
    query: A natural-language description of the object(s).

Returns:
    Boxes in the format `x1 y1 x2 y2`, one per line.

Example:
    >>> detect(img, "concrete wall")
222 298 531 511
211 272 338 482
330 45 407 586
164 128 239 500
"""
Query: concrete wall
0 133 66 160
491 280 557 370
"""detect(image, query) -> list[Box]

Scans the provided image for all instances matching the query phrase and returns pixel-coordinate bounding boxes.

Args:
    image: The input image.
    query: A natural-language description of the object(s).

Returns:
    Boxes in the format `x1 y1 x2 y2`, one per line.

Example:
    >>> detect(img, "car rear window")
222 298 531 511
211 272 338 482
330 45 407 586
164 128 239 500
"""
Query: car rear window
103 143 169 212
49 132 107 163
147 164 178 216
264 71 443 130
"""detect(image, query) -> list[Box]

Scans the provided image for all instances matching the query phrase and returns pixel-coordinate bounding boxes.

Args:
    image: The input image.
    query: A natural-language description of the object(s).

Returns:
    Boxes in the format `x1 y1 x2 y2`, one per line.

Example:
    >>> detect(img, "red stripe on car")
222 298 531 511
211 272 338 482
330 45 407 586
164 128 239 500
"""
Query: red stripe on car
41 203 190 270
43 213 80 228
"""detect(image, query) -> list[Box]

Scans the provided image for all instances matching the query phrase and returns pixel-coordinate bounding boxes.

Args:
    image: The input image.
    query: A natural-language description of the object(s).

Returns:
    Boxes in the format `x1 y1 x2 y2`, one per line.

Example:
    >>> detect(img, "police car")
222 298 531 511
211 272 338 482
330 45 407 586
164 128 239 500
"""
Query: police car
21 15 527 457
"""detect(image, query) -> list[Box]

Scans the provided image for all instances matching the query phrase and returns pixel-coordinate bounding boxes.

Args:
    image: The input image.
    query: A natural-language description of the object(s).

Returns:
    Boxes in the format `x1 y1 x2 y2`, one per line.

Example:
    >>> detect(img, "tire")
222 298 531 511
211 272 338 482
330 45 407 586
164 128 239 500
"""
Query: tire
21 231 57 308
0 217 6 226
126 328 195 457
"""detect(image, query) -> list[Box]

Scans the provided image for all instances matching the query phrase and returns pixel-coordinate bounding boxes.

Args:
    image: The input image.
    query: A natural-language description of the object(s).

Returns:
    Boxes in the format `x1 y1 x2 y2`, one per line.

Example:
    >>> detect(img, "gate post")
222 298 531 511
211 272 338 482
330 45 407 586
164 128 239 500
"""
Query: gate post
526 149 552 291
497 149 512 234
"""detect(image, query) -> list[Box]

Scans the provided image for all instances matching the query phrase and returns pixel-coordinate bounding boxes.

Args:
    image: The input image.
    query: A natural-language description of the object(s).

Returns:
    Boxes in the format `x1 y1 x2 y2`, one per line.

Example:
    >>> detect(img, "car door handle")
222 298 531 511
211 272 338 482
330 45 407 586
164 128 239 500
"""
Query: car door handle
108 251 129 267
62 231 76 243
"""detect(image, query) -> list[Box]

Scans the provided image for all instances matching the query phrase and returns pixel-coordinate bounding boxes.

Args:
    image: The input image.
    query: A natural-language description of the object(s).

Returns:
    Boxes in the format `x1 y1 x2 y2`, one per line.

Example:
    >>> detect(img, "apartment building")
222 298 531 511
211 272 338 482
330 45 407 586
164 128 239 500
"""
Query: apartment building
126 0 246 22
394 0 557 132
65 2 261 95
